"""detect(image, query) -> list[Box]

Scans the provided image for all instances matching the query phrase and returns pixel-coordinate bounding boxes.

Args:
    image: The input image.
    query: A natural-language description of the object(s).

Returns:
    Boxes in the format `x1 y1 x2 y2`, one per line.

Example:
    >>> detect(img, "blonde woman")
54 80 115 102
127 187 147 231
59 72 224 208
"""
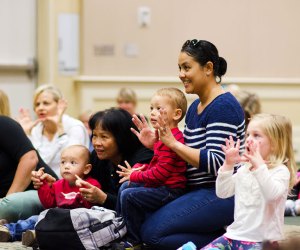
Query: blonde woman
0 90 10 116
18 84 90 177
116 87 137 115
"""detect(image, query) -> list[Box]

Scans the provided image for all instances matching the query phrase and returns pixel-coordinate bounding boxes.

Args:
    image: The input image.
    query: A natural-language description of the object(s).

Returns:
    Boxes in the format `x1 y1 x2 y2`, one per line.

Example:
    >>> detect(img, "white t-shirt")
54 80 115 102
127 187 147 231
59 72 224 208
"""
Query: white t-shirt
216 163 290 242
29 114 90 178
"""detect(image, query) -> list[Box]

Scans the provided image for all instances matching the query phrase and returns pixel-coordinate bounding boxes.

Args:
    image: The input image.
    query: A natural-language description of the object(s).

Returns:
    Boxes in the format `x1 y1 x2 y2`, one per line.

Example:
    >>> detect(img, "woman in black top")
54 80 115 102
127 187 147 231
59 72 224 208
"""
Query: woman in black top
77 108 153 210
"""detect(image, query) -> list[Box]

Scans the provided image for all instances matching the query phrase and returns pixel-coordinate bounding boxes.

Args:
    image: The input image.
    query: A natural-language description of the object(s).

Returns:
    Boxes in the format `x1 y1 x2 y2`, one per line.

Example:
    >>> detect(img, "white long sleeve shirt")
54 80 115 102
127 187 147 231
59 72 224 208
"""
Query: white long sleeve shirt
29 114 90 178
216 163 290 242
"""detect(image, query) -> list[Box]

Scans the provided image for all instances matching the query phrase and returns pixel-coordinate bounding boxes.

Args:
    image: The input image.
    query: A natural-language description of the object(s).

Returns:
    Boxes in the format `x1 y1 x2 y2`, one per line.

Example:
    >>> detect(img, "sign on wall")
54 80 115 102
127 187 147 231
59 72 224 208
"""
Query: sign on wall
58 13 79 75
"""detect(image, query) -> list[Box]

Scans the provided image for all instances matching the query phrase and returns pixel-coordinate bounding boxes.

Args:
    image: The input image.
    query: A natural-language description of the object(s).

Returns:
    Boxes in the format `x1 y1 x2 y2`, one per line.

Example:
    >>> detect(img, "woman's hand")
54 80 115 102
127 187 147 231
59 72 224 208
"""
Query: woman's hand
116 161 145 184
131 114 158 149
43 99 68 135
221 136 241 171
76 176 107 205
243 141 265 171
18 108 40 135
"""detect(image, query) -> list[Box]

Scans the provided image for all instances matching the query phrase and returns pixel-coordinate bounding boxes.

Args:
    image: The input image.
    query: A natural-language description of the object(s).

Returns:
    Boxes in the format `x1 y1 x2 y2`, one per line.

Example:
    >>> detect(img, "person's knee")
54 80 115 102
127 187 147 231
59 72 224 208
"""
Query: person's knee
119 181 130 193
0 191 43 222
141 226 160 246
0 193 25 222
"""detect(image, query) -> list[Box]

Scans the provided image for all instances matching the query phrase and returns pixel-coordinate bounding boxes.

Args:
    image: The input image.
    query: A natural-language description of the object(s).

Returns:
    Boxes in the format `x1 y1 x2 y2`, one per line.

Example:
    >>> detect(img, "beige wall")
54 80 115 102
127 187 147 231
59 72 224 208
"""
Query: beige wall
37 0 81 116
36 0 300 118
78 0 300 126
0 0 37 117
82 0 300 77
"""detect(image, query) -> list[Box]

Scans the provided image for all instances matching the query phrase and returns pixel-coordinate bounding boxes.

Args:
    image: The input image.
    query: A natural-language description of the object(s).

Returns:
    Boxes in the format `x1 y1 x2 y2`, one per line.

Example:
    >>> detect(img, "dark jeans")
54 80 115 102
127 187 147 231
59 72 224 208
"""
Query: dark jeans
140 187 235 250
117 181 184 244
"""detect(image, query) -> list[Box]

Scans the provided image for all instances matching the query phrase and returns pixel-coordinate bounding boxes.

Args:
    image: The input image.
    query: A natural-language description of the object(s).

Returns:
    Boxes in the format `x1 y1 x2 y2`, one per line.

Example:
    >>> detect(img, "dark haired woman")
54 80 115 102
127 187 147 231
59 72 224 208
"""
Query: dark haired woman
132 40 245 249
74 108 153 210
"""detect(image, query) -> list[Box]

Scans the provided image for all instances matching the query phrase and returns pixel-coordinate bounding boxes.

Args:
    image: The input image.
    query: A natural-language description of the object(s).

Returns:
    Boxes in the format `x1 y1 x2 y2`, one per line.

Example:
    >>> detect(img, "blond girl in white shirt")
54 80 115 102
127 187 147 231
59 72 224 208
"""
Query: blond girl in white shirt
202 113 296 250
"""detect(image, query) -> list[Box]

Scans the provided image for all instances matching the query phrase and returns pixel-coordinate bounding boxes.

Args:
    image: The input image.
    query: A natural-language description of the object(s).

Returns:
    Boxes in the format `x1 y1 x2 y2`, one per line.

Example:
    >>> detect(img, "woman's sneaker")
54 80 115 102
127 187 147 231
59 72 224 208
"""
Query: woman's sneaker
0 219 8 226
0 225 11 242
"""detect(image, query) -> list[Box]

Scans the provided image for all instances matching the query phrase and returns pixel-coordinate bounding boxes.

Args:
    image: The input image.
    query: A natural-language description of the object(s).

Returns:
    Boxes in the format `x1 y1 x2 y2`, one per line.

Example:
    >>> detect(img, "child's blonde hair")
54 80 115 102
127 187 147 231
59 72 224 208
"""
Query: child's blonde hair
33 84 62 108
251 113 296 189
116 88 137 105
0 90 10 116
154 88 187 122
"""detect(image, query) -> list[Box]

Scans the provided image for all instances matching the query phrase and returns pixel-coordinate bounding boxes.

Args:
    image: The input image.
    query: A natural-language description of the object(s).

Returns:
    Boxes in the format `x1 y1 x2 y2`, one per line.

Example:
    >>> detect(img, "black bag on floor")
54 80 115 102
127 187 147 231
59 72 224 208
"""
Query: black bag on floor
35 206 127 250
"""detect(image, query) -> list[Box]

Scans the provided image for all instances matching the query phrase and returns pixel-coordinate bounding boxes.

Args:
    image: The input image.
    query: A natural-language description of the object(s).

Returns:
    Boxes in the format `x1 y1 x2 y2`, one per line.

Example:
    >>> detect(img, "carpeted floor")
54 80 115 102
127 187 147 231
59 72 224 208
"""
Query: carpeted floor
0 218 300 249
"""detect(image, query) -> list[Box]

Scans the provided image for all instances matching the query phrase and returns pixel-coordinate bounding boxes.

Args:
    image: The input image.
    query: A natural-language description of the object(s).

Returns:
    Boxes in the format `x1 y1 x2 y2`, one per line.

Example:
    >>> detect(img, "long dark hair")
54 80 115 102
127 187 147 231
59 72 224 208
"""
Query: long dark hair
89 108 141 159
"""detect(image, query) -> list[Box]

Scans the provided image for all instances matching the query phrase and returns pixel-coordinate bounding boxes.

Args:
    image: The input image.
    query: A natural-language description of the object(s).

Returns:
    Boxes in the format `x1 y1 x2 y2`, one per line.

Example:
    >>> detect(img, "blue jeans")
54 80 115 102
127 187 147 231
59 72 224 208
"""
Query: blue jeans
140 187 234 250
117 181 184 244
5 215 38 241
0 190 44 222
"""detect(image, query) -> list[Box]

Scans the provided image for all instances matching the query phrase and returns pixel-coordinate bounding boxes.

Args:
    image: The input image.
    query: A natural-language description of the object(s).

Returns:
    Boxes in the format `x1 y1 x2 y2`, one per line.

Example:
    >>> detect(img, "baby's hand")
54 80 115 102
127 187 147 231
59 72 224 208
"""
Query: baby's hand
40 173 56 187
243 141 265 171
75 175 86 187
31 168 45 189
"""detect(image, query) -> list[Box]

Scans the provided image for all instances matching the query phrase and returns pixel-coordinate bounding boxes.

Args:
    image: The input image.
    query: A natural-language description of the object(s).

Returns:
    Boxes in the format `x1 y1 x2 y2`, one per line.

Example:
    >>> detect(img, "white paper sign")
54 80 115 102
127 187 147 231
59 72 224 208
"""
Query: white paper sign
58 13 79 75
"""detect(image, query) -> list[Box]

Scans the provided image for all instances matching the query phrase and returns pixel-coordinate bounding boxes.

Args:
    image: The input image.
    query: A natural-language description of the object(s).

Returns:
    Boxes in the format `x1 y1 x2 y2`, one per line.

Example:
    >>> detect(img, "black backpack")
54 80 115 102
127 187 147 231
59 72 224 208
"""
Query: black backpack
35 206 127 250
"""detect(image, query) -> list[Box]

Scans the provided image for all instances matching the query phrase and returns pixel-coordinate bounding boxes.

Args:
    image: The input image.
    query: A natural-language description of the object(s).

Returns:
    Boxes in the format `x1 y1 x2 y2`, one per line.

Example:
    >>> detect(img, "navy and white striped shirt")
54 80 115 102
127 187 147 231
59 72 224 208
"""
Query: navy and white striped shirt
184 92 245 189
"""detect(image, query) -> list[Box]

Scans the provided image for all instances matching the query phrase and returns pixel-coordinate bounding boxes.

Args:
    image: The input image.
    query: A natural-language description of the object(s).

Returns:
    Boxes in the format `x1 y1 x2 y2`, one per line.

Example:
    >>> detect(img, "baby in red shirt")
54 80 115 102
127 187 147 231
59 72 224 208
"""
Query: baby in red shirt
36 144 101 209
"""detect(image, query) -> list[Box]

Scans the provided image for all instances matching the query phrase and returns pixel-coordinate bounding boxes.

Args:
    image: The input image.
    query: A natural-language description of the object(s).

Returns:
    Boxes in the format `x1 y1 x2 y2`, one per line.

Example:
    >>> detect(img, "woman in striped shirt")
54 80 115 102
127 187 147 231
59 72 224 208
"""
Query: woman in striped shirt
132 39 245 249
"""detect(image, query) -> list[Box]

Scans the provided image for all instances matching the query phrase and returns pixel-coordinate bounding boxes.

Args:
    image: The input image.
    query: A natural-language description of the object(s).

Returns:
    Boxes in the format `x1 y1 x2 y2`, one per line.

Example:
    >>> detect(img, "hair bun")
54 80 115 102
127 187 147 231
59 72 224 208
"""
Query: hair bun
218 57 227 76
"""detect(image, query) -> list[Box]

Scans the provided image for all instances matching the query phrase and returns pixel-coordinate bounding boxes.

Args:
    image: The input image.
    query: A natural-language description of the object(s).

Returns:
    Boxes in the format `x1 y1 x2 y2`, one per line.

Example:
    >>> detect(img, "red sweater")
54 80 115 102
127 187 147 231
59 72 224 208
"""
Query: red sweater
38 176 101 209
130 127 186 188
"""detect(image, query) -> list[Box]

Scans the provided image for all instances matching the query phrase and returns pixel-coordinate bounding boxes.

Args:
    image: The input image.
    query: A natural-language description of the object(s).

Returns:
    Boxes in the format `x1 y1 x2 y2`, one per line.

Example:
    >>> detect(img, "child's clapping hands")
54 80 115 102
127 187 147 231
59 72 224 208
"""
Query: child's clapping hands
221 136 242 171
